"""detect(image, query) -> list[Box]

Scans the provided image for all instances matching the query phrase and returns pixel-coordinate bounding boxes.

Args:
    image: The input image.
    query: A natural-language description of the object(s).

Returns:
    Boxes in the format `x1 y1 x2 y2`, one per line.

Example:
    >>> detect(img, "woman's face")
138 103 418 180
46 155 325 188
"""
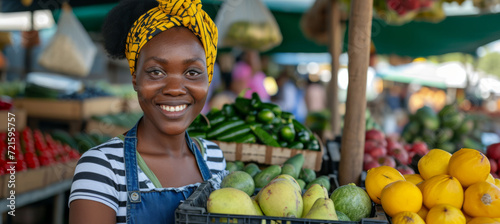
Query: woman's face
133 27 208 135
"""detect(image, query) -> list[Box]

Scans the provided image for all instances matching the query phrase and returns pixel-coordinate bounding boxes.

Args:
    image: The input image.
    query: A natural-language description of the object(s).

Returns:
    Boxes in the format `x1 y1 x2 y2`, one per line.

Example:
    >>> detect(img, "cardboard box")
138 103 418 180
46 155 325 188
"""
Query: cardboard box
213 136 324 171
0 160 77 198
13 97 123 120
0 109 26 132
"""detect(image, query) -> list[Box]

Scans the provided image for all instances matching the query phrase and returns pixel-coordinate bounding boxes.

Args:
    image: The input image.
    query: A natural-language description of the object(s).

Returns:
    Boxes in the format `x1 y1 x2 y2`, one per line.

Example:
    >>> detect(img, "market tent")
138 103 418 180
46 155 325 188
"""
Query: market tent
376 61 471 89
3 1 500 57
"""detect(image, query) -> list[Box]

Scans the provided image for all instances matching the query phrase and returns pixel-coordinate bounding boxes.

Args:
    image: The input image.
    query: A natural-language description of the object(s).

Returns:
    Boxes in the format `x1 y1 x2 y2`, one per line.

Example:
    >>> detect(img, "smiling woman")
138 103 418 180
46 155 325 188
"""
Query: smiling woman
67 1 227 224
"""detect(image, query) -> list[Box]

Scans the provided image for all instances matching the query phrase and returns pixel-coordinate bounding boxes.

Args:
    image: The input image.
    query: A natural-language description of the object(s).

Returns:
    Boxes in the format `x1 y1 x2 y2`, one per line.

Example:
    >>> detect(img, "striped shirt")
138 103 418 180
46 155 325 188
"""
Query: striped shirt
68 137 226 223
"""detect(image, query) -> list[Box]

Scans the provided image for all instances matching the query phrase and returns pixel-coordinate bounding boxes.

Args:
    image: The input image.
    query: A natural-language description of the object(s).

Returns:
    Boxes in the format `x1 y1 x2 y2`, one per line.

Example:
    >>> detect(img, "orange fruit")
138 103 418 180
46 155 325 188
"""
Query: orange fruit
417 205 429 220
463 181 500 218
426 204 465 224
365 166 405 204
391 211 425 224
381 180 422 217
404 174 424 185
418 149 452 180
420 174 464 209
448 148 490 187
467 217 500 224
486 173 495 184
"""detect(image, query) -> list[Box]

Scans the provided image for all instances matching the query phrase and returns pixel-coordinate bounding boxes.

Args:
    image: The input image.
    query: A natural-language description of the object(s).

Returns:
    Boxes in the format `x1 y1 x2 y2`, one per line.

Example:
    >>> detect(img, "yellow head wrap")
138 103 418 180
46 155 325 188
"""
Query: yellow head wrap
125 0 218 85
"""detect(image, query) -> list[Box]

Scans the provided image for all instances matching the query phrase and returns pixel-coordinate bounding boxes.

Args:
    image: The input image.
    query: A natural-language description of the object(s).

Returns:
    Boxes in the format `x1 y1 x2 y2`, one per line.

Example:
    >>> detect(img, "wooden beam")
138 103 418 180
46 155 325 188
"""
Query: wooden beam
339 0 373 186
327 0 342 137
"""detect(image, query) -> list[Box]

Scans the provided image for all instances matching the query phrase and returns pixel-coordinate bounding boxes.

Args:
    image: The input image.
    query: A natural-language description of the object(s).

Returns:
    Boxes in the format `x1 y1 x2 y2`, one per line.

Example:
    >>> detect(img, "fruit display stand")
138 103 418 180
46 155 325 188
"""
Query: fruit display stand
175 181 390 224
13 97 122 134
0 160 77 198
213 134 324 171
0 160 78 224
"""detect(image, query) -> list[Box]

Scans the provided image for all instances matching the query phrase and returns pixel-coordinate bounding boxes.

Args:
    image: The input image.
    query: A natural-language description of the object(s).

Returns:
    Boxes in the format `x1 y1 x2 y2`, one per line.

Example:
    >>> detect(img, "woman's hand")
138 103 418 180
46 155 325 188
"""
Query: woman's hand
69 200 116 224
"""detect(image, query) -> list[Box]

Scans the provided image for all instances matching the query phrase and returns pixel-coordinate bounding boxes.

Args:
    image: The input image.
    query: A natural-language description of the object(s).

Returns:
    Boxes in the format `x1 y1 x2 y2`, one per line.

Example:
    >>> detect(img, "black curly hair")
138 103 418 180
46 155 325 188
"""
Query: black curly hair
102 0 158 59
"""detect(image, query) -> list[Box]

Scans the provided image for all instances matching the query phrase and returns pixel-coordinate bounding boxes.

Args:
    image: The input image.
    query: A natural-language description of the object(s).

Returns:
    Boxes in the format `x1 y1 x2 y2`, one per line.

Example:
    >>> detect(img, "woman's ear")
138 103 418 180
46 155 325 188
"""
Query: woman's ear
132 73 138 91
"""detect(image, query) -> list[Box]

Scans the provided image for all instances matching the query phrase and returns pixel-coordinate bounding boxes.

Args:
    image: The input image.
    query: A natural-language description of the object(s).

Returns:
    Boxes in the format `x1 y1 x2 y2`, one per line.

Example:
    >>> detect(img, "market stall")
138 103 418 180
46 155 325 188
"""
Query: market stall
1 0 500 223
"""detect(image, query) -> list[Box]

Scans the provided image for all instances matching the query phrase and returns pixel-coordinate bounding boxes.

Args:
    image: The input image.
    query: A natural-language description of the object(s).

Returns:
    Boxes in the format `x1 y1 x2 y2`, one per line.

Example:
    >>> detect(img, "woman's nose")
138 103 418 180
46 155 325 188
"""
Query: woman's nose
161 75 187 96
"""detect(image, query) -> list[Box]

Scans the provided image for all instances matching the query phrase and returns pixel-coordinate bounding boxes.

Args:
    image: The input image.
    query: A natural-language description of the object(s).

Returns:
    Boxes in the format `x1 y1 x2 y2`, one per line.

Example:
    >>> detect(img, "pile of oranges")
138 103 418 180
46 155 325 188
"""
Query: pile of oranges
365 148 500 224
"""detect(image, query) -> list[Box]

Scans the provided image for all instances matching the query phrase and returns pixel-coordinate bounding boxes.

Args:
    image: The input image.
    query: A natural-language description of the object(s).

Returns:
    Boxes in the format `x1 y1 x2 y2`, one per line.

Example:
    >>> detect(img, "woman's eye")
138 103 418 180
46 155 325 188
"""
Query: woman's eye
148 70 164 77
187 70 201 76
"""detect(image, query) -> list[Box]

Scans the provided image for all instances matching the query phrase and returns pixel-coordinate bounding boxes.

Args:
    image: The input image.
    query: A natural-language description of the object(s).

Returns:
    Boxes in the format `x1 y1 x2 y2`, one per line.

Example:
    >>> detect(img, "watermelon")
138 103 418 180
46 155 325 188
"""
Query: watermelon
330 183 371 221
336 211 351 221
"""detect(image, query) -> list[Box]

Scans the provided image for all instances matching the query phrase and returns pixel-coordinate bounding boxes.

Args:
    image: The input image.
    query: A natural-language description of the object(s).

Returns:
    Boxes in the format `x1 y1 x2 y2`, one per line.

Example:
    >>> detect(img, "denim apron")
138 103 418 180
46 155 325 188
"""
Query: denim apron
123 122 212 224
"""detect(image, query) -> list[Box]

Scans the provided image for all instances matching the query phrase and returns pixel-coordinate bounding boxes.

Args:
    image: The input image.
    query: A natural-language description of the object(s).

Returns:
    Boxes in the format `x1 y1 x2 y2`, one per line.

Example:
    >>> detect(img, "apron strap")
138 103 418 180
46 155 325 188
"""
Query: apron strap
186 132 212 181
124 122 142 203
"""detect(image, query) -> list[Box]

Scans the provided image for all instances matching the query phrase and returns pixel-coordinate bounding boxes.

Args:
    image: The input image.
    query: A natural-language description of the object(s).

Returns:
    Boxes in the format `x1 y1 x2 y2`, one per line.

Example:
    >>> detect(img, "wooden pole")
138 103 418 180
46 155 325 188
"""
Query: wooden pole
327 0 342 137
339 0 373 186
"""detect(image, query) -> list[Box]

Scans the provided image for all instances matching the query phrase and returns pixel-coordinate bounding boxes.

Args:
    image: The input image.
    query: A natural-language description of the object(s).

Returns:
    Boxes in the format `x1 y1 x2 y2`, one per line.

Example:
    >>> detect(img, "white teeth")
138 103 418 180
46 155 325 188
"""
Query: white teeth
160 104 186 112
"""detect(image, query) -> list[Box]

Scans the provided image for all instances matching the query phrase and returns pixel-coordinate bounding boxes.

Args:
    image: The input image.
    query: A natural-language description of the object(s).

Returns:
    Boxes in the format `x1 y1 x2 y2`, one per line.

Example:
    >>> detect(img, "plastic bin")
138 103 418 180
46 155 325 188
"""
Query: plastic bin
175 181 390 224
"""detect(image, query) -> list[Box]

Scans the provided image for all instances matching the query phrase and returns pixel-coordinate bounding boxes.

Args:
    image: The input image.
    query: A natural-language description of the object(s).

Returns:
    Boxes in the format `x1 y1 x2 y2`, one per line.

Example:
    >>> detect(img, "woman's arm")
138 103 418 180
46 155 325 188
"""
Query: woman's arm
69 200 116 224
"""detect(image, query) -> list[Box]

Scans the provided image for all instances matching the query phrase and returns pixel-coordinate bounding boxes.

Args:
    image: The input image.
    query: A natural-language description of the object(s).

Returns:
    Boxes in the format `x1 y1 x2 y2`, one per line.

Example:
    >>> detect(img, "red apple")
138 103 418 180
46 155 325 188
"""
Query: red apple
402 0 420 10
365 140 381 153
492 172 499 179
364 153 374 163
364 160 380 171
490 158 498 173
386 137 403 151
411 142 429 156
408 151 416 165
366 129 385 143
369 146 387 159
397 165 415 175
419 0 433 8
378 156 396 168
389 148 410 165
486 143 500 160
403 144 412 152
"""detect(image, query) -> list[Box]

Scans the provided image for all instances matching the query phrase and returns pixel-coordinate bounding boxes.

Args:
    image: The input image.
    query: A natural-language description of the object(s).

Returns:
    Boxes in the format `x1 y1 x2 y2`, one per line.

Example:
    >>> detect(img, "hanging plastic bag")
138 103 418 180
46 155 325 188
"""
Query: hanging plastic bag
215 0 282 52
38 4 97 77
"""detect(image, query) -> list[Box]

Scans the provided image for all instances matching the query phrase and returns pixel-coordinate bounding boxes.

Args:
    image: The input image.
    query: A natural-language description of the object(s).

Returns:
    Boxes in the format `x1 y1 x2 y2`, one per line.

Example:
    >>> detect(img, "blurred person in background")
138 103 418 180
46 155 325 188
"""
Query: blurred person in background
305 78 326 112
273 66 307 123
232 50 270 101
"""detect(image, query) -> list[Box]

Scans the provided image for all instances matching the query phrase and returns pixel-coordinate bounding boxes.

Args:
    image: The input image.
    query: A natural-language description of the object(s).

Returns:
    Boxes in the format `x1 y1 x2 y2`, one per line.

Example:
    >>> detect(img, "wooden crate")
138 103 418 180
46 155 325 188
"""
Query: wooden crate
213 135 324 171
0 160 77 198
0 109 26 132
13 97 123 120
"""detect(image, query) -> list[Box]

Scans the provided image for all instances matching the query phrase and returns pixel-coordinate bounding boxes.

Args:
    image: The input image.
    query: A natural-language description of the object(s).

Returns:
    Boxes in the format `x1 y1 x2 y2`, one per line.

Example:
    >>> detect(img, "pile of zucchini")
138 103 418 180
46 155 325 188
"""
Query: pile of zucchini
188 93 320 151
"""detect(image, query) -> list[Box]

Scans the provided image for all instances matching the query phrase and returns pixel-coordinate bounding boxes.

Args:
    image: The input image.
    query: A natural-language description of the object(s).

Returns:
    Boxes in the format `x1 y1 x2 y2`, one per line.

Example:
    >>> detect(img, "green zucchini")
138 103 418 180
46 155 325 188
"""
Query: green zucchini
206 120 245 139
216 124 252 142
209 114 226 127
234 97 251 115
233 133 257 144
189 131 206 139
251 126 280 147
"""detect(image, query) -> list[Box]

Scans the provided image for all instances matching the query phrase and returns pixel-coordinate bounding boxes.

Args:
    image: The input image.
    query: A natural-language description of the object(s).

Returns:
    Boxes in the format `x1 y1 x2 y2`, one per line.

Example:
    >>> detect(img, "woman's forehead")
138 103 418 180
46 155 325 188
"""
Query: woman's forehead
139 28 206 60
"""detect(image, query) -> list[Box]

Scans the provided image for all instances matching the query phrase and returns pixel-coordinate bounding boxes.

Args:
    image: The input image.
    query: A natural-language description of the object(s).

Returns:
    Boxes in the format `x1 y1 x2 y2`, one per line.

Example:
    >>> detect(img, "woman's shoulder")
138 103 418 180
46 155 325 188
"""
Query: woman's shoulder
196 138 226 173
78 137 125 164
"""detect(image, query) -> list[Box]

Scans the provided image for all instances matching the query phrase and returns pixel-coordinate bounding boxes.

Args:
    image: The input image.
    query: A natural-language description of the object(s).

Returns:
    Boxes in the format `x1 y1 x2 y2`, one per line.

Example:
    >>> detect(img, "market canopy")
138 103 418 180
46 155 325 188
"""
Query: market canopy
2 0 500 57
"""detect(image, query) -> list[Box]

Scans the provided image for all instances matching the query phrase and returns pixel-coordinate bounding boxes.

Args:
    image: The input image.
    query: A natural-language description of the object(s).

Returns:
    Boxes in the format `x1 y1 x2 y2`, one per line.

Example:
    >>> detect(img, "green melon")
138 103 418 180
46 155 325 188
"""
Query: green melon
221 171 255 196
330 183 371 221
336 211 351 221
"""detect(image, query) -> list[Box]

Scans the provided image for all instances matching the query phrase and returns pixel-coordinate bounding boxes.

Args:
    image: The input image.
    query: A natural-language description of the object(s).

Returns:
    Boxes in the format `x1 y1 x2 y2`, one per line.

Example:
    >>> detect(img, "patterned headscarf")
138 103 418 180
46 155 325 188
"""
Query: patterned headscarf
125 0 218 85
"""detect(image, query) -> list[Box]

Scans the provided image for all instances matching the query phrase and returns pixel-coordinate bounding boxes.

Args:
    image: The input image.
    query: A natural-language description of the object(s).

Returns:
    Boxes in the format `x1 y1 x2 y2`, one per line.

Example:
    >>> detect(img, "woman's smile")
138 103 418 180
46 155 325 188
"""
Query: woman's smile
157 103 189 118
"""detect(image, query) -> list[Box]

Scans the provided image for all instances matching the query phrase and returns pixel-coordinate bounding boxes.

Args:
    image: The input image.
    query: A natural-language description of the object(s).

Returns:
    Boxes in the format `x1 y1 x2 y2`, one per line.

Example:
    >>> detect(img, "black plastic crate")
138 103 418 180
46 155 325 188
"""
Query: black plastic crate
175 181 390 224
